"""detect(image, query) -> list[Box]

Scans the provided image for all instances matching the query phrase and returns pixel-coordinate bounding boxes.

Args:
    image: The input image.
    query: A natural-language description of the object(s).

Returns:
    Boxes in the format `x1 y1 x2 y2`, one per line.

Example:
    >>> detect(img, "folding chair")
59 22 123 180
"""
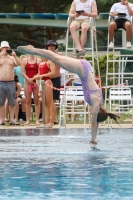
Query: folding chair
109 86 133 127
59 88 90 128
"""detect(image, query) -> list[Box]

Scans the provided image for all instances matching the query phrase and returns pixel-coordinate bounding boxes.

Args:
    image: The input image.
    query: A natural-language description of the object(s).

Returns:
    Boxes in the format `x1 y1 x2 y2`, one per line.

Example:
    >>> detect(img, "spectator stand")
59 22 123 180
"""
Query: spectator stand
105 15 133 110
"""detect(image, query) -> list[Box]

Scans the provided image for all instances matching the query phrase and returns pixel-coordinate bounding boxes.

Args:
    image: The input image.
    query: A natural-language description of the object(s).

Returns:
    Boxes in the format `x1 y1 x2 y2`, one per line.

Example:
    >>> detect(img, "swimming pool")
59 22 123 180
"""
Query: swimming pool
0 128 133 200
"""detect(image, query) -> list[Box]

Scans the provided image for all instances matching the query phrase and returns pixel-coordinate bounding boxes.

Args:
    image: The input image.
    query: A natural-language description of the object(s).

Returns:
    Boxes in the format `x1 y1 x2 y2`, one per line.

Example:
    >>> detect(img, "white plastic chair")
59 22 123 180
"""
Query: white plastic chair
107 15 133 49
59 88 90 128
109 86 133 127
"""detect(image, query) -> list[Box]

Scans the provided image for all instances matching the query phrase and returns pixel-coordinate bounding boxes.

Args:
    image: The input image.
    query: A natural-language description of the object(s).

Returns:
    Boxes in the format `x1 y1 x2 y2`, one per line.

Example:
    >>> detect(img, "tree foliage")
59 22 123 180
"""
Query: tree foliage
97 0 133 13
1 0 133 49
0 0 71 48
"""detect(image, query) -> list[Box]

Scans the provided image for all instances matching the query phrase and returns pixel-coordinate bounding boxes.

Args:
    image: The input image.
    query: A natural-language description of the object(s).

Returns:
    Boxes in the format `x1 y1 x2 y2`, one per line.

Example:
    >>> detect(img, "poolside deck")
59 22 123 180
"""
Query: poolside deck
0 123 132 129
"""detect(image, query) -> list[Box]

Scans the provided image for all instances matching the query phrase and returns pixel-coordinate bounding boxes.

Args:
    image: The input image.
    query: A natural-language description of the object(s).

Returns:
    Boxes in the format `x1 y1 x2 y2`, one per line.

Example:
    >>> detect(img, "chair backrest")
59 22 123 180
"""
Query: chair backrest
109 87 131 101
62 89 84 101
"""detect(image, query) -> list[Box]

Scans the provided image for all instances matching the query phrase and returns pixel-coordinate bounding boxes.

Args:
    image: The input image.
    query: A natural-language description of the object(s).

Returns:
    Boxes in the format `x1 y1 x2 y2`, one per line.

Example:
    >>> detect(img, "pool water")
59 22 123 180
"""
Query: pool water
0 128 133 200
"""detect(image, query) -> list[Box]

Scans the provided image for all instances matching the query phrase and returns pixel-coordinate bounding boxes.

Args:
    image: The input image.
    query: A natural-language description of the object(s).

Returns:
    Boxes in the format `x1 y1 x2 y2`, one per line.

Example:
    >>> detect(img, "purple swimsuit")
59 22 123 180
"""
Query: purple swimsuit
79 60 104 106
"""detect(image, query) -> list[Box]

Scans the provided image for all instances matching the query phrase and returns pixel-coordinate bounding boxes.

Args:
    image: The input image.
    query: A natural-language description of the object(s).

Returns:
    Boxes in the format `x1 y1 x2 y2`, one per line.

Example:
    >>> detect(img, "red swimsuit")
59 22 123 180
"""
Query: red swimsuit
25 58 39 78
39 62 51 81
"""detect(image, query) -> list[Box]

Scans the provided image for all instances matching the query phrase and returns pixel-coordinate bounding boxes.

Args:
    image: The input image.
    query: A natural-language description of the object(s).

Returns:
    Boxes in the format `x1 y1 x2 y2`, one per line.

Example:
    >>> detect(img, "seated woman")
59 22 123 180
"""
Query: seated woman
17 45 120 146
35 58 55 126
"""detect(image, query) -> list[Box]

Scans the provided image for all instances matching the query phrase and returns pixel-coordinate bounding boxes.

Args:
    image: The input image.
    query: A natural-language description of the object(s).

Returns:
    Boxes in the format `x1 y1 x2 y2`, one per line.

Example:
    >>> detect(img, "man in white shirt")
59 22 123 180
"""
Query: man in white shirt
69 0 97 57
108 0 133 49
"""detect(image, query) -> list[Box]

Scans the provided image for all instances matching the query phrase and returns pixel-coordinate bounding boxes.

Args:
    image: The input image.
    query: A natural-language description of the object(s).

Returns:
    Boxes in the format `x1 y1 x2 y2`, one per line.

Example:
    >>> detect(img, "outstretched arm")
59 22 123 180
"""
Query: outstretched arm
90 100 100 145
17 45 84 77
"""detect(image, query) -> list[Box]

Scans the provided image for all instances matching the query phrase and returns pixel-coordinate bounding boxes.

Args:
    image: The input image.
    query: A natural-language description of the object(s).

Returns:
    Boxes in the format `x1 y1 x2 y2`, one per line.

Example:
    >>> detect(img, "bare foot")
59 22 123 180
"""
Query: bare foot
24 121 30 126
35 121 40 126
41 124 53 128
47 123 54 127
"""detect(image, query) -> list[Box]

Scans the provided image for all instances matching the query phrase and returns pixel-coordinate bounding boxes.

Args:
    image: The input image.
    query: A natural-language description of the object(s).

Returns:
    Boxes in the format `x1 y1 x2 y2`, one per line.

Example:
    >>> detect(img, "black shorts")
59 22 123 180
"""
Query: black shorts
114 18 130 31
51 77 61 100
18 94 22 99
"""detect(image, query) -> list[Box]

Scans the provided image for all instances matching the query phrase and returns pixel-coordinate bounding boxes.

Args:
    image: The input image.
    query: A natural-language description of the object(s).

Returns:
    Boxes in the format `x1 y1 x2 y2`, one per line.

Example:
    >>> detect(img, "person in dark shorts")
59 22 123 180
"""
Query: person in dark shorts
51 77 61 100
0 41 20 125
45 40 61 124
108 0 133 49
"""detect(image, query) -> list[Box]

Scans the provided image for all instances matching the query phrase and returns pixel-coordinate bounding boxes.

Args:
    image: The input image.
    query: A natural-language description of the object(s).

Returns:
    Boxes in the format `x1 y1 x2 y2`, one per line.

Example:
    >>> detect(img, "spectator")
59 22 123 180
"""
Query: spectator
14 55 26 88
0 41 20 125
35 58 55 126
45 40 61 124
14 55 26 121
69 0 98 57
5 74 22 124
21 54 42 125
108 0 133 49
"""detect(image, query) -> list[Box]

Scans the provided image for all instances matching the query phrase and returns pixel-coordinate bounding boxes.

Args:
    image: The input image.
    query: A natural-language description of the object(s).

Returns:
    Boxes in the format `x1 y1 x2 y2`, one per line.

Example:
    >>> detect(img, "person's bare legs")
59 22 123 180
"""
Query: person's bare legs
24 81 32 125
21 97 26 112
80 24 89 49
9 105 16 123
108 22 117 42
5 99 9 121
124 21 132 42
14 98 21 121
45 103 50 124
70 23 83 51
33 87 40 126
45 81 55 126
52 100 57 123
0 105 5 123
39 98 42 120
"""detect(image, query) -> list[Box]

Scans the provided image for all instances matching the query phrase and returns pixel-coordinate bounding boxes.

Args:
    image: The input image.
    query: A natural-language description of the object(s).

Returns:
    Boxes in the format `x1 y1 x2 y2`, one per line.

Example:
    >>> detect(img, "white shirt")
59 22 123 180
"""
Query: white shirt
110 2 133 21
60 68 70 86
75 0 93 20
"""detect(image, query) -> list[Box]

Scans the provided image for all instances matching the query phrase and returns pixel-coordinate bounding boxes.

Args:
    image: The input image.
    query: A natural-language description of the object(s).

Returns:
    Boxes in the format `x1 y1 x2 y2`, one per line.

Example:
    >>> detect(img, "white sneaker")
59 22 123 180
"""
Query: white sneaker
127 41 132 48
39 118 43 122
108 42 114 49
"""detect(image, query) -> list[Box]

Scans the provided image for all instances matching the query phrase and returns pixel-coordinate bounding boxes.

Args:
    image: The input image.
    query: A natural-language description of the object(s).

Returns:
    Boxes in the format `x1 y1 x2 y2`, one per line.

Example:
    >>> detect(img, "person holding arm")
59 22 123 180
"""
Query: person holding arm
35 58 56 126
0 41 21 125
45 40 61 124
108 0 133 48
17 45 120 146
69 0 98 56
21 54 42 125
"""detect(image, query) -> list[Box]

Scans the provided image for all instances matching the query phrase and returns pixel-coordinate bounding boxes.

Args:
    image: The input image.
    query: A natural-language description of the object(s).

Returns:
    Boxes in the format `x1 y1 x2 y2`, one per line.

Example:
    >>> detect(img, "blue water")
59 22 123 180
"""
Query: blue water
0 128 133 200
